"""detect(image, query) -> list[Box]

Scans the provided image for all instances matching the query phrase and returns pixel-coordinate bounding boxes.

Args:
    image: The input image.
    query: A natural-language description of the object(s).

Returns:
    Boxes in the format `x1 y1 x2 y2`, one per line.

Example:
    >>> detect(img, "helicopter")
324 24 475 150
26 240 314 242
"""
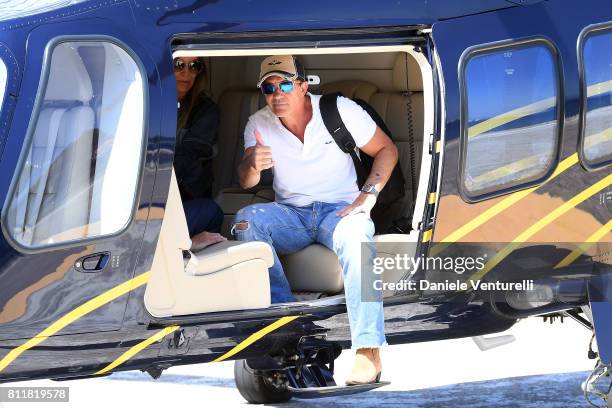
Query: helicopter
0 0 610 405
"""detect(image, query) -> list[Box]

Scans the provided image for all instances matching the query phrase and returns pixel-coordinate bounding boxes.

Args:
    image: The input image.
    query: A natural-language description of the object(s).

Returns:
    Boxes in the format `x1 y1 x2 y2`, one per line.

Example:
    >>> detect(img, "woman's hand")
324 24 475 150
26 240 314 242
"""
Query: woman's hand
336 192 377 217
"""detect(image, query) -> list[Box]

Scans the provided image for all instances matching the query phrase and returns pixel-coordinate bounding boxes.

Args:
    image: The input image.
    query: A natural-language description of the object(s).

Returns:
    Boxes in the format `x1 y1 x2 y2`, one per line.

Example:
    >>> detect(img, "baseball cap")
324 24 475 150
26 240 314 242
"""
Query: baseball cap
257 55 306 88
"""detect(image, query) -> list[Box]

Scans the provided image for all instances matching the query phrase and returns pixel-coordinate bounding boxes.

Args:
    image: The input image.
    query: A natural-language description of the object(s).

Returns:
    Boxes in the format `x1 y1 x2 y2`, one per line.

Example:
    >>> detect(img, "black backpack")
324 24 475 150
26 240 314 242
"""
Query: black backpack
319 93 405 207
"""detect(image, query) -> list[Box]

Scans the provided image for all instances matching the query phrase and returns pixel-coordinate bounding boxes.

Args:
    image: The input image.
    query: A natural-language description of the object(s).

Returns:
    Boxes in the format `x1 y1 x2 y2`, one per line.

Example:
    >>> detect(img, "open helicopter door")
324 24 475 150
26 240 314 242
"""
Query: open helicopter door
432 0 612 367
0 15 163 352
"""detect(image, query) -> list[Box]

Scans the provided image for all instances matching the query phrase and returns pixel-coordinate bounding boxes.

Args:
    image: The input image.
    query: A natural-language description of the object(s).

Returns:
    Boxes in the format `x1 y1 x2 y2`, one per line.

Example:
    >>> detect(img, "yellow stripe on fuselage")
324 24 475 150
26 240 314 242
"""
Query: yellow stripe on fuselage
554 220 612 269
96 325 180 375
430 82 610 249
0 272 151 373
440 80 610 251
429 81 611 248
467 174 612 283
212 316 300 363
431 154 579 256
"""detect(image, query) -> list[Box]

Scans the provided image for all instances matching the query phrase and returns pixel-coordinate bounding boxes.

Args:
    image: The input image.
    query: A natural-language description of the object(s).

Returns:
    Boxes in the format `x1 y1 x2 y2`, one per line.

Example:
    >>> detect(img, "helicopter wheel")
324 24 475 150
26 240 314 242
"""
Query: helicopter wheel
234 359 292 404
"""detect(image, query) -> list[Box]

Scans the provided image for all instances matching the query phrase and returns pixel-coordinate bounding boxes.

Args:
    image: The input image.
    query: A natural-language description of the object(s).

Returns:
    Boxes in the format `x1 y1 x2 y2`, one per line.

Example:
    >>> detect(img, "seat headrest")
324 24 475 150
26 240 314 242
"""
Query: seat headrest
392 53 423 93
318 80 378 101
44 44 93 102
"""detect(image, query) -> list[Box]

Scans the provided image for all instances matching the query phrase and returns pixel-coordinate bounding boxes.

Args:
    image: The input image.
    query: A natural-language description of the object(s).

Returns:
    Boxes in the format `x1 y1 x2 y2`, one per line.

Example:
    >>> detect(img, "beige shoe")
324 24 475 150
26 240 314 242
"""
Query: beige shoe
345 348 382 386
373 347 382 374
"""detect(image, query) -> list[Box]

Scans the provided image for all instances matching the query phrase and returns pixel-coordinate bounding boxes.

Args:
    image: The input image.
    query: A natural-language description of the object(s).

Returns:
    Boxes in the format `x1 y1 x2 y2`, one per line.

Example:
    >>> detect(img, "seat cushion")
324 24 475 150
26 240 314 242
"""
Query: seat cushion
281 244 343 294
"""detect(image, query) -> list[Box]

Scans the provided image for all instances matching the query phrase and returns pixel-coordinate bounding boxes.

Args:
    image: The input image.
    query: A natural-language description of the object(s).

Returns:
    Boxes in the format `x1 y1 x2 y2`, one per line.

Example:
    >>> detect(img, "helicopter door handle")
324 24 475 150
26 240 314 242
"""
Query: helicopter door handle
75 252 110 273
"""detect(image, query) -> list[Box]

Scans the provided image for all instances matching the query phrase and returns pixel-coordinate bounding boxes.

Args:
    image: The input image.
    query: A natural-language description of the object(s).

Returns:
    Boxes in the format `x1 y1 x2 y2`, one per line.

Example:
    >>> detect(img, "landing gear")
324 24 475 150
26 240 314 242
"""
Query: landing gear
234 359 292 404
233 337 389 404
583 359 612 407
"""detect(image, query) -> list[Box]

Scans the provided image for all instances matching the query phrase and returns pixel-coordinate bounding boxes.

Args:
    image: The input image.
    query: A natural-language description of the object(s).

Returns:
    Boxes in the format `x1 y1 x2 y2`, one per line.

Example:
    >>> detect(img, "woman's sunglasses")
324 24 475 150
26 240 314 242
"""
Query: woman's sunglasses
261 80 294 95
173 58 204 74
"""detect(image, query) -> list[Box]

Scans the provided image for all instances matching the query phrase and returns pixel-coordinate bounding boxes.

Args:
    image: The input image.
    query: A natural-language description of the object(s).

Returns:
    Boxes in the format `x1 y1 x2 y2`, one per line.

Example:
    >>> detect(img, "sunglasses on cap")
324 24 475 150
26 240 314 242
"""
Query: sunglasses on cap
173 58 204 74
261 80 295 95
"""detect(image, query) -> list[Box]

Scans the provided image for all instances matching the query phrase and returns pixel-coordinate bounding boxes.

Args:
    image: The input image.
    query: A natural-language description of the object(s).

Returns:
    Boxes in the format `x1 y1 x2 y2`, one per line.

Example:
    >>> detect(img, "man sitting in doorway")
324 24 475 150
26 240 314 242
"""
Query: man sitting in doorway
233 55 398 385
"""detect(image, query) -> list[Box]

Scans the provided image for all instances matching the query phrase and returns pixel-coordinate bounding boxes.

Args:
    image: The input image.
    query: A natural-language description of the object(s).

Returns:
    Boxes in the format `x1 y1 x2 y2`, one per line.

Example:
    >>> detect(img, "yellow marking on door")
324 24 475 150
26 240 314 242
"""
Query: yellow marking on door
422 229 433 243
436 140 441 153
554 220 612 269
95 325 180 375
0 272 151 373
212 316 300 363
467 174 612 283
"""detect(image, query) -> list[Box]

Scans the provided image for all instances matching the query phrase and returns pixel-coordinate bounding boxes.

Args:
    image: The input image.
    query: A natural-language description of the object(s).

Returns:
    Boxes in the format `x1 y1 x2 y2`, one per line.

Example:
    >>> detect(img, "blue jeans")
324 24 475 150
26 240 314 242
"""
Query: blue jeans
233 201 386 349
183 198 223 237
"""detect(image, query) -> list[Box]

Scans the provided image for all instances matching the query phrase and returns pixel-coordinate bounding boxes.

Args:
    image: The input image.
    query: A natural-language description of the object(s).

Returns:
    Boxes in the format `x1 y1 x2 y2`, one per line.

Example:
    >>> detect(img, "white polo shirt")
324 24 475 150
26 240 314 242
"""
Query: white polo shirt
244 93 376 207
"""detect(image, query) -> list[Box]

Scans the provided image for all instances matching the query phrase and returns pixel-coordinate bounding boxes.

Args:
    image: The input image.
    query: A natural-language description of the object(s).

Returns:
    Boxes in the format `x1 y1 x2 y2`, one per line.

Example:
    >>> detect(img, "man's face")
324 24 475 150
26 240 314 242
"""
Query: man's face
262 76 308 118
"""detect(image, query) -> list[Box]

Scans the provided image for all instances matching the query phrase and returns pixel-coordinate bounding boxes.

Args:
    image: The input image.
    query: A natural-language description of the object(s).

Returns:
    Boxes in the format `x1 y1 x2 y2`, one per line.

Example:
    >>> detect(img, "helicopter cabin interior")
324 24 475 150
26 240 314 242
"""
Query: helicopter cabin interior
143 46 435 318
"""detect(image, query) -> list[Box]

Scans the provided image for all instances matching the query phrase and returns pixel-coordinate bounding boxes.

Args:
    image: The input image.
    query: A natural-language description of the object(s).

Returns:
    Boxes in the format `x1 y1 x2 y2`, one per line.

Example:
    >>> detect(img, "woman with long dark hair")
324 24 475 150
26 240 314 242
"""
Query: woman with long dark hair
174 56 226 250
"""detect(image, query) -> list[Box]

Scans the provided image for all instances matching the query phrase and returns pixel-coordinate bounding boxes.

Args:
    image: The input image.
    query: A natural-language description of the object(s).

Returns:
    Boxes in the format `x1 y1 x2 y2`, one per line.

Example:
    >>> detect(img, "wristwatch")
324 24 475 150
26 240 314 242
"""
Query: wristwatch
361 183 379 198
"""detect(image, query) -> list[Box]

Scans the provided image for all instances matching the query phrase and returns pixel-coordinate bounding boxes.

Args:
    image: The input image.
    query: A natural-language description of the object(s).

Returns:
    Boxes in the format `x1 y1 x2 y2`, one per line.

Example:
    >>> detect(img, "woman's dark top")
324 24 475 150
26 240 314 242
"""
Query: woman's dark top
174 94 220 200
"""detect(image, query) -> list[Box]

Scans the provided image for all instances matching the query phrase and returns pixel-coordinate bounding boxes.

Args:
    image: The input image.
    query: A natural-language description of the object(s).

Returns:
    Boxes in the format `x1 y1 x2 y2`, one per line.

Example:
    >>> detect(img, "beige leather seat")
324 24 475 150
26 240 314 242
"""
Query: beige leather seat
8 44 94 245
212 53 424 296
144 170 274 317
281 245 344 294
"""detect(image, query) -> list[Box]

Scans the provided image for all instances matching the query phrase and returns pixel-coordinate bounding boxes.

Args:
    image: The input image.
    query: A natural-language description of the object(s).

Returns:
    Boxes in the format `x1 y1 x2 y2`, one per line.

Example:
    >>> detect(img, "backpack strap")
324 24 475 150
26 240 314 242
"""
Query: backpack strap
319 93 368 188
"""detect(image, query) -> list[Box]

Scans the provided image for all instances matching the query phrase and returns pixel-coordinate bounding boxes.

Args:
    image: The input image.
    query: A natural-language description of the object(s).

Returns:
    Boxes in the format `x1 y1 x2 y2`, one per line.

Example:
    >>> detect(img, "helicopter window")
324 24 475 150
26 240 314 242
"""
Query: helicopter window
3 40 145 249
460 41 561 200
579 26 612 169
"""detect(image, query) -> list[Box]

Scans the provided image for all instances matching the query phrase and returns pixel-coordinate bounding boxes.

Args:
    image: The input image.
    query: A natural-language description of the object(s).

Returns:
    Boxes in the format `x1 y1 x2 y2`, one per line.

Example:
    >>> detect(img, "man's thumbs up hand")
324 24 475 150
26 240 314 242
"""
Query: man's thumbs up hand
255 129 265 146
249 128 273 172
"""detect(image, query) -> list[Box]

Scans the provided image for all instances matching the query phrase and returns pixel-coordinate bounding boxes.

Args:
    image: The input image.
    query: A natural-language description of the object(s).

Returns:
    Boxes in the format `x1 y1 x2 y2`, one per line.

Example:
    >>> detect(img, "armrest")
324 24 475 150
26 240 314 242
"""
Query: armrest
185 240 274 276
